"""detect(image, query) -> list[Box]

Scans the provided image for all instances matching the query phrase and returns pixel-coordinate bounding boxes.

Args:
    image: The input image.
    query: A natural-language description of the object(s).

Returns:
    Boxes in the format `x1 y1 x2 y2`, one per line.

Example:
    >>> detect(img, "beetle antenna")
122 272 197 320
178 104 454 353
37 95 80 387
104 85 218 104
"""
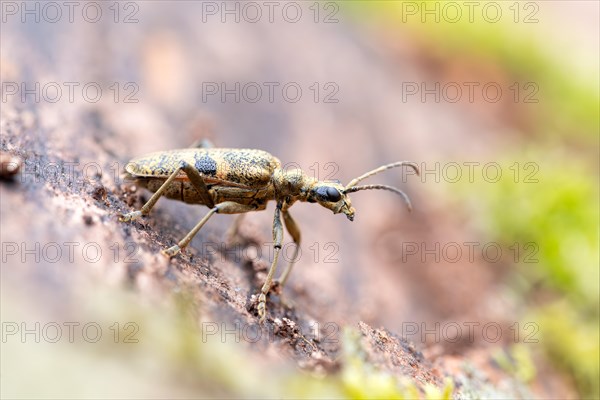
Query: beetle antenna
345 162 419 189
344 184 413 212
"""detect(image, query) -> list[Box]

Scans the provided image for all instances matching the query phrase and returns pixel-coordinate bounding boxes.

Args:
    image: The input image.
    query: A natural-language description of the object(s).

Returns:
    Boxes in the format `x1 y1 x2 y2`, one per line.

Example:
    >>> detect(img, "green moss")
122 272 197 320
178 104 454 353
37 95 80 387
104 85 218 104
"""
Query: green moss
339 328 416 399
424 379 454 400
535 304 600 399
493 344 536 383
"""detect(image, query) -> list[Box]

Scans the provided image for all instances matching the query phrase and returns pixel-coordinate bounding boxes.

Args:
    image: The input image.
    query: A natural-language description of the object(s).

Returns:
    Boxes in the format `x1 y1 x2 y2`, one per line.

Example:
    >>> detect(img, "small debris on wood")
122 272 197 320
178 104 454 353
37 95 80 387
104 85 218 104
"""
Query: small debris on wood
88 183 107 202
0 152 22 179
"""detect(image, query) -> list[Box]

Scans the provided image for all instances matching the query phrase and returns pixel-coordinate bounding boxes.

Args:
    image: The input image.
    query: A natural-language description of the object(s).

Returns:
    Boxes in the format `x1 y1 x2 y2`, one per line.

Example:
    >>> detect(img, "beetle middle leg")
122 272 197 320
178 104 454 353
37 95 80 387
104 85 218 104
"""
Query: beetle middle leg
120 161 214 222
258 201 284 323
163 201 256 257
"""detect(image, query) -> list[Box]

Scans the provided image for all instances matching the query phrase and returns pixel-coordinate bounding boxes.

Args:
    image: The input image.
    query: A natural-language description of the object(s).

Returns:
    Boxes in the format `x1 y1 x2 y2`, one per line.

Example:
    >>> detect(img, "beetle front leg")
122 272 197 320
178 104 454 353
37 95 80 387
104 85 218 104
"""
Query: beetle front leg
258 201 284 323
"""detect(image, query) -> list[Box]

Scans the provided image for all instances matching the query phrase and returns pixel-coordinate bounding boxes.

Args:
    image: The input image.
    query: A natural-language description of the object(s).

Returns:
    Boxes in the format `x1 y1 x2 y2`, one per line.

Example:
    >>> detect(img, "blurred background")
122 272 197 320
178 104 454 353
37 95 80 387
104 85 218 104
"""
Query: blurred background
1 1 598 398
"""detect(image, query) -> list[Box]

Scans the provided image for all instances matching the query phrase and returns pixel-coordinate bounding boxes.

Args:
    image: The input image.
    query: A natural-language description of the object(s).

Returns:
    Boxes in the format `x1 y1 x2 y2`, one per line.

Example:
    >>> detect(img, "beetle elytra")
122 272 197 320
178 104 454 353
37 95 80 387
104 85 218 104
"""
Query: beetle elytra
120 142 419 323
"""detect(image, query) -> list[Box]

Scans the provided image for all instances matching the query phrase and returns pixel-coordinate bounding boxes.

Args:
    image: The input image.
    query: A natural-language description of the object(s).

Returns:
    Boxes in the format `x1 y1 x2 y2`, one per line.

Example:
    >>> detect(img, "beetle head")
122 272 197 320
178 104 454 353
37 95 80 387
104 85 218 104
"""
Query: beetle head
307 182 355 221
282 161 419 221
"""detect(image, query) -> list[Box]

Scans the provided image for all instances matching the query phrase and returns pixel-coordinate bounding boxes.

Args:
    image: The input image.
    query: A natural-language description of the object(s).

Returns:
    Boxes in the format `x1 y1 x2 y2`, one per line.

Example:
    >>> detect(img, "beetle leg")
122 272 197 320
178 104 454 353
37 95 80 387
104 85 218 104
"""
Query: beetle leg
163 201 255 257
180 162 214 208
277 209 301 288
189 138 214 149
162 206 218 257
120 163 186 222
120 161 214 222
258 201 284 323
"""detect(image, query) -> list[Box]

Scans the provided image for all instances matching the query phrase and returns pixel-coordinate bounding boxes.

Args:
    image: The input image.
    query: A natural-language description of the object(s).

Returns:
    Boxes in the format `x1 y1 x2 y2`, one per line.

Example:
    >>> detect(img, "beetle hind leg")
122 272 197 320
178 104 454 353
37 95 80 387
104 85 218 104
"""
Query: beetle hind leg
119 161 214 222
119 164 186 222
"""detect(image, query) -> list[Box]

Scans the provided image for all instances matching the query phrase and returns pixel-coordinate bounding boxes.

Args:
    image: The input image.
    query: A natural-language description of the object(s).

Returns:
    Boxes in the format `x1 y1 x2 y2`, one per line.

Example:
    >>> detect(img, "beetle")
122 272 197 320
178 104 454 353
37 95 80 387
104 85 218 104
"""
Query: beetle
119 142 419 323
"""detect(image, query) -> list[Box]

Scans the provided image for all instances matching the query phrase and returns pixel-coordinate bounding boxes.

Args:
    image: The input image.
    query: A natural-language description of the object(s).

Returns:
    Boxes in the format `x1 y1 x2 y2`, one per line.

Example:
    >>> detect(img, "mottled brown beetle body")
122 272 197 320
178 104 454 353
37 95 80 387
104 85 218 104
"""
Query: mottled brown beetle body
121 145 419 323
126 149 280 209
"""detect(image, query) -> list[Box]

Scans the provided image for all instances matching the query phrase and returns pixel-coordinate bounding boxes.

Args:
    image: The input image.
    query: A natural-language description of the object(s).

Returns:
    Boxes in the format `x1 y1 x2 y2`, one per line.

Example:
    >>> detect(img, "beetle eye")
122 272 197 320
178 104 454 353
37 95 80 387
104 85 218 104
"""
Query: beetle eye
314 186 341 202
325 186 341 202
314 186 342 203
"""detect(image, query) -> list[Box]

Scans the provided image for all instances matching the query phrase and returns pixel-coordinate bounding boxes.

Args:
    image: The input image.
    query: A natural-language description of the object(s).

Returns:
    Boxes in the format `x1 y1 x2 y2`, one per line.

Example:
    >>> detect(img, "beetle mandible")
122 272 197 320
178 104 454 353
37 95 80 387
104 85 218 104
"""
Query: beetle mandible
119 141 419 323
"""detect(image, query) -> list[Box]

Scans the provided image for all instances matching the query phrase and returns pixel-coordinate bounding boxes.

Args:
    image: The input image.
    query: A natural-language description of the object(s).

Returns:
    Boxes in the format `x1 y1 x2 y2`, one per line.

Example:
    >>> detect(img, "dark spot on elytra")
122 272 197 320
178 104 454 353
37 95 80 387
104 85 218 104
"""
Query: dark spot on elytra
195 155 217 176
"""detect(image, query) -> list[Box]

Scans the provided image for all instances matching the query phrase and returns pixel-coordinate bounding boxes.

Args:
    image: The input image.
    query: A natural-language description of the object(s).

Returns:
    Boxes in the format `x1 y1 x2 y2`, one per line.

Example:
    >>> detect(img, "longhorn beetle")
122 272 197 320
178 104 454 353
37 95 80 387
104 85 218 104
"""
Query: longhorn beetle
120 142 419 323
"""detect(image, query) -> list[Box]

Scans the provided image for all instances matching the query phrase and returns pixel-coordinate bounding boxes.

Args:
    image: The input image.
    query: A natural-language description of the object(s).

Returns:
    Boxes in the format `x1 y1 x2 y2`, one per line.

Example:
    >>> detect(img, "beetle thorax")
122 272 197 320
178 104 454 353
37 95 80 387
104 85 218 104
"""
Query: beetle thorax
272 168 316 201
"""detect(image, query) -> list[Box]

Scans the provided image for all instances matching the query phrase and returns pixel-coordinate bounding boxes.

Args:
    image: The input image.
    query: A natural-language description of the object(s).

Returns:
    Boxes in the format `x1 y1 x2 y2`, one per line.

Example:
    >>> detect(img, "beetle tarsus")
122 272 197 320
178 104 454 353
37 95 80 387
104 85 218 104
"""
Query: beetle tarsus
258 293 267 324
119 211 142 222
162 245 181 257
